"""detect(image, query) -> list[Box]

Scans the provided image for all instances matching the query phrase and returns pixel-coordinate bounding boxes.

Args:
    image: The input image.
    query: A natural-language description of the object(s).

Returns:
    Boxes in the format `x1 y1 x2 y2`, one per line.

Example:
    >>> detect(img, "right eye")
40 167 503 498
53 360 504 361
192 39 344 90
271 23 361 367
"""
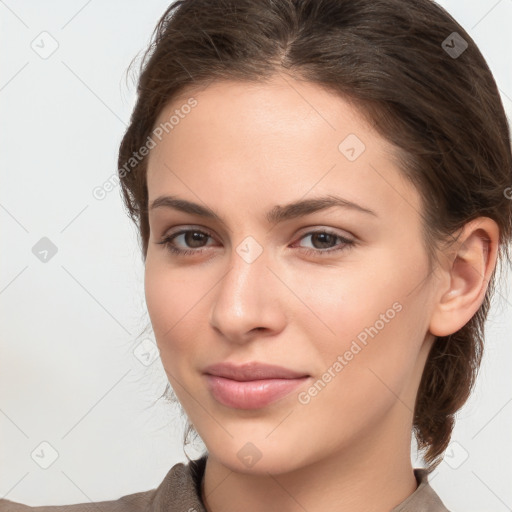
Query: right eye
156 228 216 256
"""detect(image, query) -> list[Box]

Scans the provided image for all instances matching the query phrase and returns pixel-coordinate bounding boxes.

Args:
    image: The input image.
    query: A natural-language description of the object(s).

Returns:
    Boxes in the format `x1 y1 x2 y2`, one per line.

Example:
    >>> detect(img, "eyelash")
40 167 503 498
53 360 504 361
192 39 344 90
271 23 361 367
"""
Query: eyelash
156 228 355 257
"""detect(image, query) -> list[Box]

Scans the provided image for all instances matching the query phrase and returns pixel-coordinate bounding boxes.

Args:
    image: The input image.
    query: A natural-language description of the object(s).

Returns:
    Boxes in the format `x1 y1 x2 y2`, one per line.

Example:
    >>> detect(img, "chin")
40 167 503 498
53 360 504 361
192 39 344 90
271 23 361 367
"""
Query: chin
204 437 314 476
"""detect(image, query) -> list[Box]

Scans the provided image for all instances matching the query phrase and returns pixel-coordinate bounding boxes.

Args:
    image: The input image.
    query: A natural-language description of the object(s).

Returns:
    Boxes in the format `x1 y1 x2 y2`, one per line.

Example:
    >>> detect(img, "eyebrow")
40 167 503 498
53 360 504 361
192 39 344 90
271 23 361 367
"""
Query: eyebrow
149 194 377 224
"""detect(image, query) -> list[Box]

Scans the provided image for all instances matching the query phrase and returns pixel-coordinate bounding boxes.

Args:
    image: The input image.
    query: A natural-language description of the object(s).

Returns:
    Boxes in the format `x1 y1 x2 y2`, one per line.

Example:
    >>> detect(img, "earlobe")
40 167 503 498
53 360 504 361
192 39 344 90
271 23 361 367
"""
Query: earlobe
428 217 499 338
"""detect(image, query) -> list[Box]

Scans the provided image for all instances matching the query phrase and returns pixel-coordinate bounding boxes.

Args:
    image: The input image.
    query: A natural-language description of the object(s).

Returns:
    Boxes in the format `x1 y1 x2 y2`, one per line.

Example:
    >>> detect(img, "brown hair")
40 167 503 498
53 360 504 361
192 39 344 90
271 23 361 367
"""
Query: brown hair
118 0 512 471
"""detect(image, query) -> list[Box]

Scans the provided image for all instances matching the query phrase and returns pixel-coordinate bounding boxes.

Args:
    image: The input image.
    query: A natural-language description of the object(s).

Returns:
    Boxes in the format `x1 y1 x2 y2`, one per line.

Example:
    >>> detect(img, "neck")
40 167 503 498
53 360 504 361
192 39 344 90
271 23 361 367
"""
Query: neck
200 408 418 512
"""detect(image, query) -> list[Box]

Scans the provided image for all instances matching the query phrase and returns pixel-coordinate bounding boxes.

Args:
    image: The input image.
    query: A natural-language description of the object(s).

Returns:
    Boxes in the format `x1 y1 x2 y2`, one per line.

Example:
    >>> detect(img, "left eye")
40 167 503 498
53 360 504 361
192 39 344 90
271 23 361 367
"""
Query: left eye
294 230 354 255
156 228 355 257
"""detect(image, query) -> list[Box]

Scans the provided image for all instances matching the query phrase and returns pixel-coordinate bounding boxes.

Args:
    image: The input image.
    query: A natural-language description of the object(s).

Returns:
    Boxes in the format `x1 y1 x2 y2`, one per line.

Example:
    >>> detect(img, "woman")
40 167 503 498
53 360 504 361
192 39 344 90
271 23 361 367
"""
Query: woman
2 0 510 510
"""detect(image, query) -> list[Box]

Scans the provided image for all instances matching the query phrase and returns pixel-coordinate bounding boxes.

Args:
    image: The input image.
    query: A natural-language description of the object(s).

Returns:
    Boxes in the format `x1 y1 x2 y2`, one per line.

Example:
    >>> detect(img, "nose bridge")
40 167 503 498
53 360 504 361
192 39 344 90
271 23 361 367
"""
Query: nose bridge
210 233 282 338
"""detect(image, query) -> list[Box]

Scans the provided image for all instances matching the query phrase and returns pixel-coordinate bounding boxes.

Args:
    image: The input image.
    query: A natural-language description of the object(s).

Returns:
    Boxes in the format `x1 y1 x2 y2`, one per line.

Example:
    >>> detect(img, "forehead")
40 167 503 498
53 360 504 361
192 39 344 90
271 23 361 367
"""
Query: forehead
146 76 420 223
151 76 373 151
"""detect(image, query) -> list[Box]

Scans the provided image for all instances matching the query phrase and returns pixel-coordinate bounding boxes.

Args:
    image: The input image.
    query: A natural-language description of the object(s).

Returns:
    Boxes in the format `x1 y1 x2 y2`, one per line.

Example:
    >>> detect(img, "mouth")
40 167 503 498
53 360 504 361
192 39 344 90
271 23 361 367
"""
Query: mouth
203 361 311 409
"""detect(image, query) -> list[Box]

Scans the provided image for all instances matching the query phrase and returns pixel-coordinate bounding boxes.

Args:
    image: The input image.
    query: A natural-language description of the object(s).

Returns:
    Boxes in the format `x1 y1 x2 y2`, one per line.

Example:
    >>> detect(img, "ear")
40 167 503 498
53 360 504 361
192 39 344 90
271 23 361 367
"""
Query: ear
429 217 500 337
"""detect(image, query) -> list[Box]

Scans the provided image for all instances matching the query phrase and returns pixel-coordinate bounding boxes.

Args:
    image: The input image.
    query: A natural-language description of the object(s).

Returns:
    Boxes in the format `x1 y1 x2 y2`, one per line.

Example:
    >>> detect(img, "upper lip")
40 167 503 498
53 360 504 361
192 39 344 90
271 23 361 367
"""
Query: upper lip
203 361 309 381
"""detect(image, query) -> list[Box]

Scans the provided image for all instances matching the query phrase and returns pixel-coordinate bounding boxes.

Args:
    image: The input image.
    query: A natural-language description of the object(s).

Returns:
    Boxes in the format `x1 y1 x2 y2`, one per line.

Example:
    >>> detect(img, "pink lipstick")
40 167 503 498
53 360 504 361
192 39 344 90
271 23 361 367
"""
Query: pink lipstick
203 361 310 409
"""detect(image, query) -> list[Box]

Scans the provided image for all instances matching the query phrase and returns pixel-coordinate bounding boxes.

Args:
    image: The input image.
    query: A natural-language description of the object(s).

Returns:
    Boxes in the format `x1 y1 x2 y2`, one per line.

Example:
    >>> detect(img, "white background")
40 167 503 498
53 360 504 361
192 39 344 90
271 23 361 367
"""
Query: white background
1 1 511 510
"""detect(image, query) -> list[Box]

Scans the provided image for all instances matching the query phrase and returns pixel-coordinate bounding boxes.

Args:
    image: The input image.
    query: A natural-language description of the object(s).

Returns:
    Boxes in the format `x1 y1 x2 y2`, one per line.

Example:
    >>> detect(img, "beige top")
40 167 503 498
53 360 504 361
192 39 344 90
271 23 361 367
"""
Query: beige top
0 456 451 511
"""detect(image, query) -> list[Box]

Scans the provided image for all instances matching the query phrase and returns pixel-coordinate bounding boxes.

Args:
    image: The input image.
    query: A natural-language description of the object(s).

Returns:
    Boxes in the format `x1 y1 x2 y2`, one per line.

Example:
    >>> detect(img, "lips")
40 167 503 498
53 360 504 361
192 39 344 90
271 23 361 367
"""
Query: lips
203 361 311 409
203 361 309 381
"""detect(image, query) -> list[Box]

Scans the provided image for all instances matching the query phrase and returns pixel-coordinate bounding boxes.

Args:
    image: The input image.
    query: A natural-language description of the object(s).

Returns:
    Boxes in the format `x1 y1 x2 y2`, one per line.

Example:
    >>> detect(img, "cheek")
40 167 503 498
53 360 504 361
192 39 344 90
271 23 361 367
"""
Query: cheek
144 257 213 369
144 258 192 345
297 294 424 440
144 261 172 338
293 254 414 344
296 244 429 381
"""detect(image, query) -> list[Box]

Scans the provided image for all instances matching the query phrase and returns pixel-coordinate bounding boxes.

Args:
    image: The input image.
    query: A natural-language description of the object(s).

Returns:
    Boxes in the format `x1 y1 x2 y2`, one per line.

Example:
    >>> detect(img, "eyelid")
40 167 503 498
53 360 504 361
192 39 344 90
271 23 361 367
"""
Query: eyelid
290 229 355 254
161 225 218 243
160 224 355 244
294 225 355 240
157 224 357 258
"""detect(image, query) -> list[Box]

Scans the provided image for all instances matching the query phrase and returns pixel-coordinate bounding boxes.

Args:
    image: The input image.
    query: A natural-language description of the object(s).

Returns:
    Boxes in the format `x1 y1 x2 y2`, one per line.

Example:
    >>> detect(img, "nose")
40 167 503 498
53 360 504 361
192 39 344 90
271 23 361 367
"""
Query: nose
209 241 287 344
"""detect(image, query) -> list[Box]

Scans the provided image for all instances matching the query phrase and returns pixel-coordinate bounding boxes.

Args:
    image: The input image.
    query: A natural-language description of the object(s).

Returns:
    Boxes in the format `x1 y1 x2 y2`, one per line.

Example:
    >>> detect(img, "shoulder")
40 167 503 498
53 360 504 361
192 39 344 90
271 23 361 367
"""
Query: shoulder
0 488 157 512
0 456 208 512
391 468 452 512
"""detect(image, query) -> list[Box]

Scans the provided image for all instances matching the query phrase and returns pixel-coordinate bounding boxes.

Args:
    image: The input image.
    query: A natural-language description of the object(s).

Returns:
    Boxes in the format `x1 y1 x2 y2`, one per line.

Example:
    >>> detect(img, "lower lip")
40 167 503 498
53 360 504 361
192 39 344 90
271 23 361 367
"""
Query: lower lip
204 375 310 409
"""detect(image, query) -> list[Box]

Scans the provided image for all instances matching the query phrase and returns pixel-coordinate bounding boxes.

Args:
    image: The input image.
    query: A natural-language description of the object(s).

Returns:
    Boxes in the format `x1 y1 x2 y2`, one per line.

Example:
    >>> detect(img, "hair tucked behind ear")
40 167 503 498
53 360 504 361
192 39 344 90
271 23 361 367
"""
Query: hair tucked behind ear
413 303 489 468
118 0 512 471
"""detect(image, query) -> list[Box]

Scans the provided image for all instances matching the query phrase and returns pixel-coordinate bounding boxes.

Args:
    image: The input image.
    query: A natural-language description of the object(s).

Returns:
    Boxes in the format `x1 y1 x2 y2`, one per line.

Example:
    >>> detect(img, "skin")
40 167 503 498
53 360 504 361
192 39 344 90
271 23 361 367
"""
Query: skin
144 73 499 512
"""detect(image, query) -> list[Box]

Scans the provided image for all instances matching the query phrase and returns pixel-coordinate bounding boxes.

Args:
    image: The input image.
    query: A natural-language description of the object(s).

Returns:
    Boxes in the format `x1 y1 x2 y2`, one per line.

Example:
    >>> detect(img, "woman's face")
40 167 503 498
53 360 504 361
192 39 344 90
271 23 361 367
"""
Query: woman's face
144 75 439 473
